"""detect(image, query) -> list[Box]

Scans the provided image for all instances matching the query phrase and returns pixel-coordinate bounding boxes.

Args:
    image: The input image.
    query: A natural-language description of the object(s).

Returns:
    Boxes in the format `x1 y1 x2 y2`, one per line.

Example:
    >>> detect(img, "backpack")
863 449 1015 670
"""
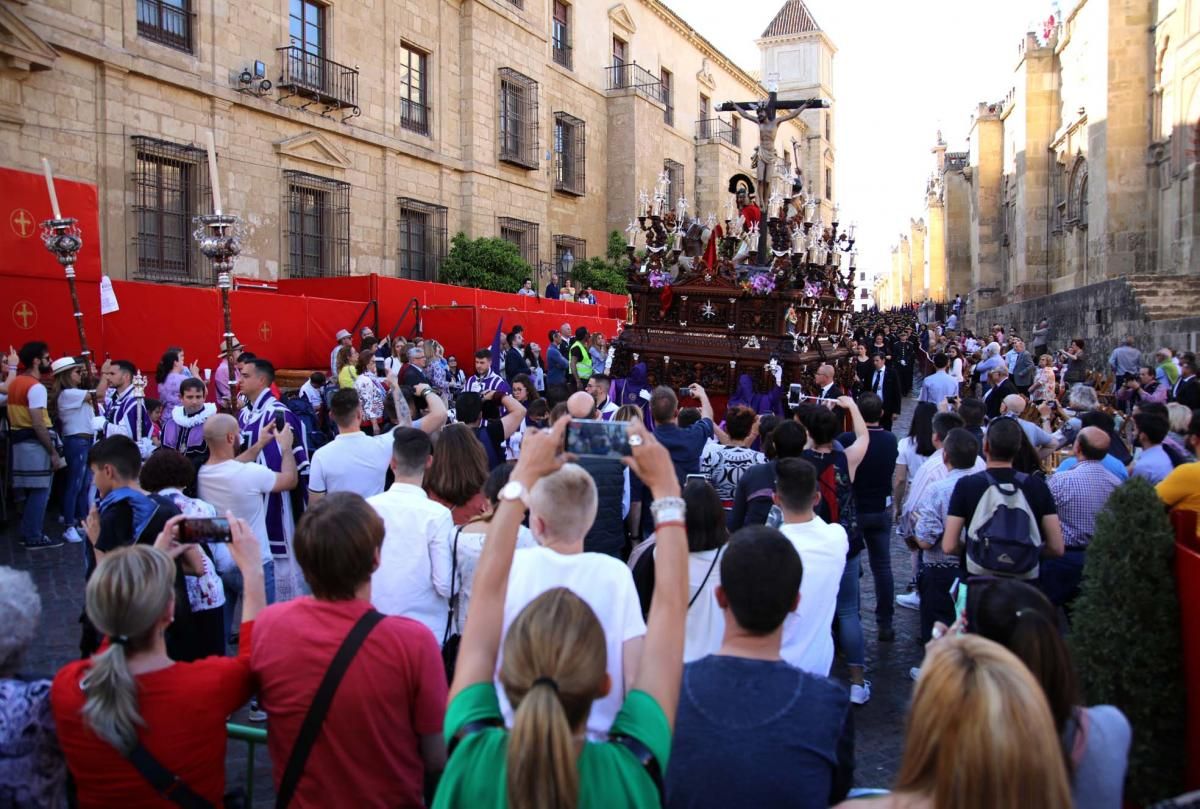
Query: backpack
964 472 1042 579
285 395 328 451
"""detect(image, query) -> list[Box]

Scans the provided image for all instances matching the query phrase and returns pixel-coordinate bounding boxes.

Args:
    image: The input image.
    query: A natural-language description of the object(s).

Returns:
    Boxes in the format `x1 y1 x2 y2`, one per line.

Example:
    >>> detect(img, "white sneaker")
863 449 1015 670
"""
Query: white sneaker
247 700 267 722
63 526 83 544
896 592 921 611
850 681 872 705
909 667 921 681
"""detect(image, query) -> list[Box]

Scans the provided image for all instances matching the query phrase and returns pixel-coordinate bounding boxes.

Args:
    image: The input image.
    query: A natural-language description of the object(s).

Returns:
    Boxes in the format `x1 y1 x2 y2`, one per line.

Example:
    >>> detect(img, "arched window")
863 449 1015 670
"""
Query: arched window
1066 156 1088 229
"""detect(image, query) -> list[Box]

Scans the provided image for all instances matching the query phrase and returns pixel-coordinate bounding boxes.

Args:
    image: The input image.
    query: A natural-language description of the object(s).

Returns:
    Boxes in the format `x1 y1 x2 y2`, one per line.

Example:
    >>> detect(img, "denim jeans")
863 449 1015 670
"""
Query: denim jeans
859 510 895 629
1038 549 1087 609
262 560 277 606
61 435 93 526
19 487 52 541
918 564 962 644
835 552 865 668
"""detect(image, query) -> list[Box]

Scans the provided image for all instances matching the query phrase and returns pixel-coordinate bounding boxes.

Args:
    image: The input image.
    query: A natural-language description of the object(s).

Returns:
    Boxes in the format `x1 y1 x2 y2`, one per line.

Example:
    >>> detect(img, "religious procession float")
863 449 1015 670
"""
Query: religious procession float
611 93 859 406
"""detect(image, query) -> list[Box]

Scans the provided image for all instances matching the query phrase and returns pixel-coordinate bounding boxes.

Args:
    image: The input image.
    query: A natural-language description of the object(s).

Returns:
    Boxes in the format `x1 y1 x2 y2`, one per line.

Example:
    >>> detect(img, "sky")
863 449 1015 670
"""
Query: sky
666 0 1053 287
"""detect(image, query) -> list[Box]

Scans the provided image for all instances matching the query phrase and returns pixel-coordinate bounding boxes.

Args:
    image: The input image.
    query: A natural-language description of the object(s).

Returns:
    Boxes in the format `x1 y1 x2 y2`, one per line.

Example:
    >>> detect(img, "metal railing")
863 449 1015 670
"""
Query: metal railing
553 40 572 69
695 117 740 147
400 98 430 135
604 63 663 105
137 0 193 52
277 46 359 110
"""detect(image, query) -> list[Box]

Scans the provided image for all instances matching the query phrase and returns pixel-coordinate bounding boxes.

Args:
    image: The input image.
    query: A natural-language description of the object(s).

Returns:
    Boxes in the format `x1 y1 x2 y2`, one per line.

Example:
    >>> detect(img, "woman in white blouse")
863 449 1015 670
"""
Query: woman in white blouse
51 357 109 544
946 343 965 386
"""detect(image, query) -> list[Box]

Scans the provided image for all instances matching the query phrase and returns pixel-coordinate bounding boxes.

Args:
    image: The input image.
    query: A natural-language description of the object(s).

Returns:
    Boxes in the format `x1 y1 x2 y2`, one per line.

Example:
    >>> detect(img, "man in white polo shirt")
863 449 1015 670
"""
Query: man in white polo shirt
774 456 848 678
307 385 447 504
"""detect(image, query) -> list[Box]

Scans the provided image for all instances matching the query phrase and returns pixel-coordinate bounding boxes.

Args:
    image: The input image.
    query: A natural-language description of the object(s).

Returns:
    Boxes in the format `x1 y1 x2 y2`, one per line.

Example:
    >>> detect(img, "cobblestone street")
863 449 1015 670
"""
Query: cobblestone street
4 394 925 800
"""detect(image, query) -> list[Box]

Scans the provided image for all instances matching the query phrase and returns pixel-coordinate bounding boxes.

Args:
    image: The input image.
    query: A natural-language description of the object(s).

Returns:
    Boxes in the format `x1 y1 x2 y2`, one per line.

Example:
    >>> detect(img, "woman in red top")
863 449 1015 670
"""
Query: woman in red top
51 512 265 808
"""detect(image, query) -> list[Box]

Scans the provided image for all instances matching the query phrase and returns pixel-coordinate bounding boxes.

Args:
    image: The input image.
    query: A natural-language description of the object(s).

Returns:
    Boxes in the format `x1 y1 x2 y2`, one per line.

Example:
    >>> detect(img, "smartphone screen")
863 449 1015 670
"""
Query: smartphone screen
178 517 233 543
274 412 286 432
565 419 632 458
788 383 804 407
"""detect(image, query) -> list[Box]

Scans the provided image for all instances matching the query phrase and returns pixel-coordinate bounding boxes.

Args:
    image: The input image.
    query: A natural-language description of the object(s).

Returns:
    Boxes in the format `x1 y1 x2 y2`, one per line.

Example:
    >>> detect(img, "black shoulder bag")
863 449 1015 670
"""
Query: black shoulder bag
275 609 386 809
442 526 463 683
122 743 215 809
688 547 722 610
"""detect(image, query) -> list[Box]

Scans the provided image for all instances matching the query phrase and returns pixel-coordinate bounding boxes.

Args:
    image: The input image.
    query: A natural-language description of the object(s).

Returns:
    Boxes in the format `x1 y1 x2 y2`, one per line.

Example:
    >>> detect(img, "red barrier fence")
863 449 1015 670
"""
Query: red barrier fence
1174 509 1200 791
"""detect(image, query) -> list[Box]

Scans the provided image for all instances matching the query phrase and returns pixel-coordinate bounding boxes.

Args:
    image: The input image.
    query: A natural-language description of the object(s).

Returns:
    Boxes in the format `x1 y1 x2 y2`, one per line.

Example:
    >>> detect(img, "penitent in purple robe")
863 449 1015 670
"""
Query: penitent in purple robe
161 404 216 456
237 390 310 563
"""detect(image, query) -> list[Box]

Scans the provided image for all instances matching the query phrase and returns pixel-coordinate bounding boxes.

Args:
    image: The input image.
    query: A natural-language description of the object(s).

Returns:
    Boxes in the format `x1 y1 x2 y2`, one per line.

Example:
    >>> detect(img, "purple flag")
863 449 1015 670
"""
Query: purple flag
489 317 505 371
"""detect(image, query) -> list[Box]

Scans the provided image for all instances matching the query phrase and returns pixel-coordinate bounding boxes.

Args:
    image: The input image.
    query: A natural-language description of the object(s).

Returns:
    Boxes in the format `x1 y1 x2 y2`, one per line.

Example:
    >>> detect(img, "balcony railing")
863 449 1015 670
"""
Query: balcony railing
604 63 663 105
553 40 572 70
277 46 360 113
137 0 193 52
400 98 430 135
695 117 740 148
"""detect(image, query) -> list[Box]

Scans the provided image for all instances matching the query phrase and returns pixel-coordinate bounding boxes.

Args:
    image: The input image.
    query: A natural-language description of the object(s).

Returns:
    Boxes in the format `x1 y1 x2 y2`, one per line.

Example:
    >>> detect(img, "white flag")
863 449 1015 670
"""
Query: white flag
99 275 119 314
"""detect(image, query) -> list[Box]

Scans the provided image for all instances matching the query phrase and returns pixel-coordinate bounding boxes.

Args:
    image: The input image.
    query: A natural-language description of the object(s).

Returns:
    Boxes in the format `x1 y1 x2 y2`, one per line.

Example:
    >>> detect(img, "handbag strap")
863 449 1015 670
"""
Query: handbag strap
275 609 386 809
443 526 462 644
688 547 722 610
124 743 214 809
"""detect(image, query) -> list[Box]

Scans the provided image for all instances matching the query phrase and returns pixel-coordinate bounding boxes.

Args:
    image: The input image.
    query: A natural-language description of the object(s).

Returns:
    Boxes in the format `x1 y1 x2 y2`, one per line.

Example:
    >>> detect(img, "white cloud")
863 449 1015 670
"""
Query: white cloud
664 0 1052 294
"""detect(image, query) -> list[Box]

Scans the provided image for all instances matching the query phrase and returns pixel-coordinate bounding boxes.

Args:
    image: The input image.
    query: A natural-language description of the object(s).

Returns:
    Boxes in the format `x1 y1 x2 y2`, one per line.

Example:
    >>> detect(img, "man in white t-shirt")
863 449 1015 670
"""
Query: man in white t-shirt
774 457 848 677
499 463 646 737
368 427 455 640
309 383 448 505
197 413 297 604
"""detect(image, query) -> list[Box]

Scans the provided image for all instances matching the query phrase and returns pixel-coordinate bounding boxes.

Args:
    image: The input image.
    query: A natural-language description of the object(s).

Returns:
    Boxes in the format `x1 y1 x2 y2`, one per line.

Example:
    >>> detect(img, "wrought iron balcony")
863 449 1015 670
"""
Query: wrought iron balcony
277 46 360 117
695 117 740 148
553 40 572 70
137 0 193 52
604 63 664 105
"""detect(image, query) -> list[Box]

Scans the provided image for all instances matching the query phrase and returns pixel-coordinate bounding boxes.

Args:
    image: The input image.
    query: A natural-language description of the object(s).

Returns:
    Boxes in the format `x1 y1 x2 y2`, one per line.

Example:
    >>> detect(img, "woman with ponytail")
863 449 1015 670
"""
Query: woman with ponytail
155 350 186 412
433 417 689 809
970 579 1130 809
51 512 265 808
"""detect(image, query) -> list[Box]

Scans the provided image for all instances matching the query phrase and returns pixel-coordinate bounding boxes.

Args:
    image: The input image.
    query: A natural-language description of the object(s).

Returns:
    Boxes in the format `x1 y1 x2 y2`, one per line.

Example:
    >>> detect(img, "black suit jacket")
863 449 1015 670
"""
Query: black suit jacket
867 367 903 416
1174 375 1200 409
985 379 1019 420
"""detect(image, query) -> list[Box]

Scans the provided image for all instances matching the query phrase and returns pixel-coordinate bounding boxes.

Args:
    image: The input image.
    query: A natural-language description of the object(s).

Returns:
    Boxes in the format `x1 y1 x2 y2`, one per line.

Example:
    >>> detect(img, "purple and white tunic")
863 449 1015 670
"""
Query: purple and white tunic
161 404 215 456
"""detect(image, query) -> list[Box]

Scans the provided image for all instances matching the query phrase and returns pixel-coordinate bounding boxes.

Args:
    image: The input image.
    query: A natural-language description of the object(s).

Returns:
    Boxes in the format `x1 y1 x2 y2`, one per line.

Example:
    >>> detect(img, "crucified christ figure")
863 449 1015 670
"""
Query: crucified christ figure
718 92 828 262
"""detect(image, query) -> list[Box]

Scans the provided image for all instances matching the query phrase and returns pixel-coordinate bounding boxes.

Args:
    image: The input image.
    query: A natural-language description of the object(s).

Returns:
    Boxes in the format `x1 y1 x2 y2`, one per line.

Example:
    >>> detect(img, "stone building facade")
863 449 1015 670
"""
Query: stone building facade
0 0 836 287
878 0 1200 358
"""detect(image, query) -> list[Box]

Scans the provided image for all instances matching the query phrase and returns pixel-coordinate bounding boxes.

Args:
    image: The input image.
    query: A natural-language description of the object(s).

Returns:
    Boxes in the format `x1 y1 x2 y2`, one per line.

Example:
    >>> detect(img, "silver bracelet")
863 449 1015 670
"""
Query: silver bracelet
650 496 687 525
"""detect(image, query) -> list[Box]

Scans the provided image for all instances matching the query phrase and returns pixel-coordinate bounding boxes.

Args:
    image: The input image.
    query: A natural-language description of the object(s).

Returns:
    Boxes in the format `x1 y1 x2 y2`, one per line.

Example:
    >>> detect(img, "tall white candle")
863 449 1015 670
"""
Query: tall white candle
205 131 223 215
42 158 62 219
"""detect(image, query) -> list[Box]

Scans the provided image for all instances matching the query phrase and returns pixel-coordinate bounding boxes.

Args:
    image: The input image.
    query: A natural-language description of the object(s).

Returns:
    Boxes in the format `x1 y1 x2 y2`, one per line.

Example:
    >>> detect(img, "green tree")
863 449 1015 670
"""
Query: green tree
1070 476 1186 802
566 230 631 294
439 233 531 294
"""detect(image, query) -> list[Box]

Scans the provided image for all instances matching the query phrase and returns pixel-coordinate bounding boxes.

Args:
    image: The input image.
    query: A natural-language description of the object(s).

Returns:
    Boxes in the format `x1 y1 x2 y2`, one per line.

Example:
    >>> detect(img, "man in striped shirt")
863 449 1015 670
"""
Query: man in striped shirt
464 348 510 420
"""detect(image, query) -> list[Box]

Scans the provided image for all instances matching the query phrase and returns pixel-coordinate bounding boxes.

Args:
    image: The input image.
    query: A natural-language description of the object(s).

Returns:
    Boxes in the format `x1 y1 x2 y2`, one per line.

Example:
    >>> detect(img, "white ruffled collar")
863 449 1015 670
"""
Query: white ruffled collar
171 403 216 428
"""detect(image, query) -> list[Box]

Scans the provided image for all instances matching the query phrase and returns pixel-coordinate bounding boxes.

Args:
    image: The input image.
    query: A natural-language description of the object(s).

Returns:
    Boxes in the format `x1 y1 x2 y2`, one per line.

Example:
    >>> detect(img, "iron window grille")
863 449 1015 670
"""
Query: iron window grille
137 0 193 53
397 198 448 281
553 234 586 284
825 167 832 201
131 136 210 285
283 170 350 278
661 68 674 126
498 216 539 267
554 112 586 196
399 44 430 135
552 2 572 69
498 68 540 169
664 159 684 209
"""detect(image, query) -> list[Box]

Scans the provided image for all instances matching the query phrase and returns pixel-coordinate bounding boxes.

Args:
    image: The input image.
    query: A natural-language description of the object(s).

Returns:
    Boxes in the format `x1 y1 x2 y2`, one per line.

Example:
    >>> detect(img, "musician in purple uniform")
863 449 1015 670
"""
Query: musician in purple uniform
465 348 511 420
100 360 153 457
161 377 216 460
236 358 310 601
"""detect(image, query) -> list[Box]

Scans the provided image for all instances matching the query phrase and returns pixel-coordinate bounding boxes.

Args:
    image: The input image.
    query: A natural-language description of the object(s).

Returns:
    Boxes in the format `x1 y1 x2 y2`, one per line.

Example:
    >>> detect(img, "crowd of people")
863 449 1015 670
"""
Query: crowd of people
1 303 1199 808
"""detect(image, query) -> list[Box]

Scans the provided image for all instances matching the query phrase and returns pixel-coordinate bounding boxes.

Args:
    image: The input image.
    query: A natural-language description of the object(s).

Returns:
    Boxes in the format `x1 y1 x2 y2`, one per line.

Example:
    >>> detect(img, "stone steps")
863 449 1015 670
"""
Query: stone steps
1125 274 1198 320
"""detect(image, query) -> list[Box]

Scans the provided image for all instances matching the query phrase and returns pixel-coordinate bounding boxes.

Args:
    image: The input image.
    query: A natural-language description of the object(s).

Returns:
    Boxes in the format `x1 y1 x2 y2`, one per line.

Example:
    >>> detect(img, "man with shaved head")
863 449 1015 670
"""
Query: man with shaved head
565 390 629 556
1043 425 1122 609
812 364 842 401
198 412 298 604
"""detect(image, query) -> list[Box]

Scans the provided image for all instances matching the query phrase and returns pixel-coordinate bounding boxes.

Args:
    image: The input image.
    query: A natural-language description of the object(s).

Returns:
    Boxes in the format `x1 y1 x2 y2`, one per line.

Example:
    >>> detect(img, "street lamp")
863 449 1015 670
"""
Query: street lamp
561 249 574 285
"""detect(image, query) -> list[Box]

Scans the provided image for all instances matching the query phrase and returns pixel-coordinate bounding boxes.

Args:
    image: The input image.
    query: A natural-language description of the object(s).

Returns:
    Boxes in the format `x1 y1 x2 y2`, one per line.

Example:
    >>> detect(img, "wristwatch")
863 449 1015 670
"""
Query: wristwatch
498 480 530 507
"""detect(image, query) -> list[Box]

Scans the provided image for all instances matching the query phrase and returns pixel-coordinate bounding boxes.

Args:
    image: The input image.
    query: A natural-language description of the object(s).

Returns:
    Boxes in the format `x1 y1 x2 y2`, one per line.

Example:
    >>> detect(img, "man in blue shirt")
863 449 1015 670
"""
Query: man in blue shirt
665 525 853 809
919 352 960 405
1131 411 1176 484
545 329 569 388
650 384 714 485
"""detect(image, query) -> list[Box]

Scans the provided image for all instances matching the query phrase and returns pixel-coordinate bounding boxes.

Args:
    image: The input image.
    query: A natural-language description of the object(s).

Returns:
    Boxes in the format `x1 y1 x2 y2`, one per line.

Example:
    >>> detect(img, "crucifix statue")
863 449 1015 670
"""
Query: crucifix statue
718 92 828 261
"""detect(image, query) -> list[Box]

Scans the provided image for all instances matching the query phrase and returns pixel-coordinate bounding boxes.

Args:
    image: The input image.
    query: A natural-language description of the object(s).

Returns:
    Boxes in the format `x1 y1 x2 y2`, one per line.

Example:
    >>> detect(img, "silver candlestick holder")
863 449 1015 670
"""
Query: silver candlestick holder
193 213 246 414
42 217 93 383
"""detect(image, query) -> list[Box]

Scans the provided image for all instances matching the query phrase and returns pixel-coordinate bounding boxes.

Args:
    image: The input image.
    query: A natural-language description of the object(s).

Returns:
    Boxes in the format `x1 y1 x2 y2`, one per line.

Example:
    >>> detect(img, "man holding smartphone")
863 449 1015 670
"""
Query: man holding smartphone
651 384 715 485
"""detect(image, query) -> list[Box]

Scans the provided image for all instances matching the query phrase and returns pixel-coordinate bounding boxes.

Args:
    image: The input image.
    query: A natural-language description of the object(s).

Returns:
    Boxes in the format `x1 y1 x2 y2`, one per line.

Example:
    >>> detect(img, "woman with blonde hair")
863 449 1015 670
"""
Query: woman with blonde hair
51 514 265 807
433 418 688 809
1030 354 1057 402
837 634 1072 809
336 345 359 389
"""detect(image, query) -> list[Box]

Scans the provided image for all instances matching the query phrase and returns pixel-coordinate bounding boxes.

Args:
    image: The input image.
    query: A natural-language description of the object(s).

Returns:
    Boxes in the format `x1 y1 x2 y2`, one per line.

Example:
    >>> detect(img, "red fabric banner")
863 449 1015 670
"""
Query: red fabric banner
0 167 103 282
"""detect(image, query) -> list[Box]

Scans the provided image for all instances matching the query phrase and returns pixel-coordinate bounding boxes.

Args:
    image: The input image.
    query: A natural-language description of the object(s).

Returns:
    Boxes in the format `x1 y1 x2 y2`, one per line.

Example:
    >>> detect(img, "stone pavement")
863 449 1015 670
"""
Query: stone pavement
3 391 927 800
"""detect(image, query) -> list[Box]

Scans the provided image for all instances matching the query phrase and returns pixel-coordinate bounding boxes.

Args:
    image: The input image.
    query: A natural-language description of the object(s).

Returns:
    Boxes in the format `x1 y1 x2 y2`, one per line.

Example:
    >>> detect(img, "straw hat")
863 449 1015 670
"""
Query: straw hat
51 356 83 375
